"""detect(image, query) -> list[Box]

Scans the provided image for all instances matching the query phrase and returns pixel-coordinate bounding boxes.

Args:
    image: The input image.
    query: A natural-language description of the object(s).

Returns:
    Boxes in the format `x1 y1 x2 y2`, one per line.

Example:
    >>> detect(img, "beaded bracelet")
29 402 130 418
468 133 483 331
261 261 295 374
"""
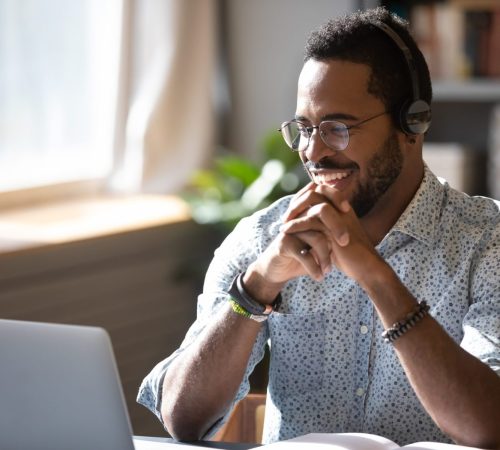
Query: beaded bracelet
382 300 430 344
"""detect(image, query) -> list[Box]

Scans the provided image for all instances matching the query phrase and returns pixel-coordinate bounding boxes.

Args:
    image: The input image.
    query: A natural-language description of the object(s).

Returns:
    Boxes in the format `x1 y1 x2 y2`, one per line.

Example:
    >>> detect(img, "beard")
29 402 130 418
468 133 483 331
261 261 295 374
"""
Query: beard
350 131 403 217
302 131 404 217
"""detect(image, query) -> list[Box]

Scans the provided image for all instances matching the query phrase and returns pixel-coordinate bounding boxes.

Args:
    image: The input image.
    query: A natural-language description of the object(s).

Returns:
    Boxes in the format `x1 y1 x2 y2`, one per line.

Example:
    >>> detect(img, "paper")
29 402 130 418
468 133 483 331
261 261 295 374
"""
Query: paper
405 444 484 450
133 437 205 449
254 433 485 450
257 433 398 450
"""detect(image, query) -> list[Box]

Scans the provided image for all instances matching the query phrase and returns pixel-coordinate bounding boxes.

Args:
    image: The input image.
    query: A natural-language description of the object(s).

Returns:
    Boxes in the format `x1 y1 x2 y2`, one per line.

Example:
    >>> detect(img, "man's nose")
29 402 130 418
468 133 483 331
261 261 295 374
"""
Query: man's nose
303 128 336 162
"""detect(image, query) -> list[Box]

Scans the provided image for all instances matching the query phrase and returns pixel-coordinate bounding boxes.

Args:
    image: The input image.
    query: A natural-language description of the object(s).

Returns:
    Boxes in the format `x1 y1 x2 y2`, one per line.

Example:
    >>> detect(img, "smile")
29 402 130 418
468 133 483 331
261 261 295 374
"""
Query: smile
310 170 353 187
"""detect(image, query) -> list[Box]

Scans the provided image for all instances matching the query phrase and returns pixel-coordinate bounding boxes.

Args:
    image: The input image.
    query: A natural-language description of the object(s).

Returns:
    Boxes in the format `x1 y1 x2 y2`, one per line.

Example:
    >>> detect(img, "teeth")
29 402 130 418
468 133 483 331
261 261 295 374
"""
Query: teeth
313 172 349 184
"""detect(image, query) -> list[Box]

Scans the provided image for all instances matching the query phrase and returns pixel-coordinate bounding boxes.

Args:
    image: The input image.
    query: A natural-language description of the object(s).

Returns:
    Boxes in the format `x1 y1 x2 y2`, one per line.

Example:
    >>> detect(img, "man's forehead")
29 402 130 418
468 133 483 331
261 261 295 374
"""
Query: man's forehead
298 59 371 92
297 59 381 114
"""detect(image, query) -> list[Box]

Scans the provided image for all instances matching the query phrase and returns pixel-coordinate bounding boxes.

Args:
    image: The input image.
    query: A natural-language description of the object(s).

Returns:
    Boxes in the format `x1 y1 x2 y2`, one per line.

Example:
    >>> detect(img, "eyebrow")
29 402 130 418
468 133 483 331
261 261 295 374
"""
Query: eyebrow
294 112 359 123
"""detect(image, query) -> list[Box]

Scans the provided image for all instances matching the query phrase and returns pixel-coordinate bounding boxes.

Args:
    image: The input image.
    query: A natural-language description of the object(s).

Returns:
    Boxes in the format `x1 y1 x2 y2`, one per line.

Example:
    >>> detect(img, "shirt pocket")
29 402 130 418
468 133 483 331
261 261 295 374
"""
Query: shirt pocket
267 311 325 395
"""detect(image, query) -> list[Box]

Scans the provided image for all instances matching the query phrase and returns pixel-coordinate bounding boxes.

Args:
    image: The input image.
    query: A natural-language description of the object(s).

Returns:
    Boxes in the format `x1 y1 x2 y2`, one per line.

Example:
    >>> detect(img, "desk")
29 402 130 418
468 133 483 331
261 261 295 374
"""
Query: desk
134 436 260 449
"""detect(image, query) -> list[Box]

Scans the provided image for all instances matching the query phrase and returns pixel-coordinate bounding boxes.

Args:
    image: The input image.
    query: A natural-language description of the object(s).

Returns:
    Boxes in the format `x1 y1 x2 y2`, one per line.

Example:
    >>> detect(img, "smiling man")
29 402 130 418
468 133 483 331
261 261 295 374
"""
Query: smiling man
138 7 500 448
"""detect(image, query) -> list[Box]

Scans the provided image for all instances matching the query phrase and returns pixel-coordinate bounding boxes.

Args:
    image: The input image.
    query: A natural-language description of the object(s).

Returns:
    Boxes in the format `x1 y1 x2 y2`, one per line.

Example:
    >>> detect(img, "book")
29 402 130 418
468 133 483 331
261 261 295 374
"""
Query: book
410 3 467 80
486 8 500 77
489 104 500 200
253 433 485 450
407 1 500 80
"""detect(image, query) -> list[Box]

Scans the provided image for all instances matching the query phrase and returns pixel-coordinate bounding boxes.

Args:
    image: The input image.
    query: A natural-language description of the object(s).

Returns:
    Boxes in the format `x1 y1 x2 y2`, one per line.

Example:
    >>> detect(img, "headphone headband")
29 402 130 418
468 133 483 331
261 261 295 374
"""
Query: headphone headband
372 22 420 101
370 21 431 135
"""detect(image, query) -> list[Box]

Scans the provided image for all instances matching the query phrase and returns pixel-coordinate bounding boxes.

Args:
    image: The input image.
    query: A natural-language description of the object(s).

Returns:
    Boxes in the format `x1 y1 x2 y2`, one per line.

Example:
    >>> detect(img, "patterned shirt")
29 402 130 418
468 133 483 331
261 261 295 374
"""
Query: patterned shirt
137 167 500 445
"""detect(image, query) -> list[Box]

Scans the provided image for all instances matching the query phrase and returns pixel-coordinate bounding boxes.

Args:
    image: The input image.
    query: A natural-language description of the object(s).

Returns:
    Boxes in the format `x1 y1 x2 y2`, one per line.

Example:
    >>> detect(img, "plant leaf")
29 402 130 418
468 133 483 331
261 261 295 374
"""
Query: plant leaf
215 156 260 187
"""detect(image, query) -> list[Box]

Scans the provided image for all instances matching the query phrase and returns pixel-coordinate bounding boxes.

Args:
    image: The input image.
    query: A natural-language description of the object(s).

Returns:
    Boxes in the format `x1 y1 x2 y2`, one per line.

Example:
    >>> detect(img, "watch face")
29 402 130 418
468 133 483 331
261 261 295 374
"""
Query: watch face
249 314 269 323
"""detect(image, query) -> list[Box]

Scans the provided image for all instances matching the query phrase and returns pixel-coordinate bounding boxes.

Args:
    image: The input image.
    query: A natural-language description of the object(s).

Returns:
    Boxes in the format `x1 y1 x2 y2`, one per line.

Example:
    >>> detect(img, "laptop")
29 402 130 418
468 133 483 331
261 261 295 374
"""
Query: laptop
0 318 137 450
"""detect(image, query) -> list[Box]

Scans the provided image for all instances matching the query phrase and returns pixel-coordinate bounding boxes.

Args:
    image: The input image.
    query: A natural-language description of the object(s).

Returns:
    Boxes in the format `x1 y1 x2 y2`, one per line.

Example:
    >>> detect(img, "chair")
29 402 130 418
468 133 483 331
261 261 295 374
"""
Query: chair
212 393 266 444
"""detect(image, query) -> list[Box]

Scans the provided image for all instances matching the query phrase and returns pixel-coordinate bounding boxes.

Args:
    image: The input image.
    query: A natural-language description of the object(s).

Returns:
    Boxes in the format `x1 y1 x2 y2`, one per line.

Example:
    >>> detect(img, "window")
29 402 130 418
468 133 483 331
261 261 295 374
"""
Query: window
0 0 122 192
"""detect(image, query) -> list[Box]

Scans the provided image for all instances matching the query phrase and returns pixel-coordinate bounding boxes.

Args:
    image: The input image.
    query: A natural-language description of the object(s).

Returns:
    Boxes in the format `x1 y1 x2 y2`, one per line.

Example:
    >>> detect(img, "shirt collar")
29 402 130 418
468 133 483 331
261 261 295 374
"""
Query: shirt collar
390 165 446 246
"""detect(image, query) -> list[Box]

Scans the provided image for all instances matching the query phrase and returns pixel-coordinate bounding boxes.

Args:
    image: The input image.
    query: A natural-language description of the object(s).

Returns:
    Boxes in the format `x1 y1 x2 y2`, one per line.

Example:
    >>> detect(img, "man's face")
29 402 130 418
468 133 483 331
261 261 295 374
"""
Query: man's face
296 59 405 217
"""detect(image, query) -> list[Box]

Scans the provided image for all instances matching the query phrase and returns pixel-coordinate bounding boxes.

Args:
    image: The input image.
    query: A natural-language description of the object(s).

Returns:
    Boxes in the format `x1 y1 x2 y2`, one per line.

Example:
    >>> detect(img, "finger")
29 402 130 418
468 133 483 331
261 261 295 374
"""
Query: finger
282 231 331 280
297 229 332 274
282 204 350 247
284 184 317 221
284 190 332 222
295 181 316 197
314 184 351 213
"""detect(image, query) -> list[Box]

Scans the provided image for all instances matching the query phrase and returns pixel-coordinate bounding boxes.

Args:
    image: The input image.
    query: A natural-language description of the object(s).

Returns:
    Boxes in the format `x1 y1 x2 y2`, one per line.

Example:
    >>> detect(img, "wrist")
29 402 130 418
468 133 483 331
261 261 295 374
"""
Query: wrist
355 253 394 292
227 272 282 322
360 258 419 327
243 264 285 306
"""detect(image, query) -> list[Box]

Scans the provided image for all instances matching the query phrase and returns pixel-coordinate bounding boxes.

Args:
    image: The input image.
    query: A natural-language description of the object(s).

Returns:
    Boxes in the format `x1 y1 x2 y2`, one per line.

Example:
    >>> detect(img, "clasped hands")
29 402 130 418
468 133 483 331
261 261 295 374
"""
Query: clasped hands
255 182 380 287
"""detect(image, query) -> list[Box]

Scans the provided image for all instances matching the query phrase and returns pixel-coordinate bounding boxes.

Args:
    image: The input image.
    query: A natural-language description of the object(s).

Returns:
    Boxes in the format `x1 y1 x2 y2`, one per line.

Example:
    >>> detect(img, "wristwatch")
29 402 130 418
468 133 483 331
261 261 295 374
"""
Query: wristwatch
227 272 282 321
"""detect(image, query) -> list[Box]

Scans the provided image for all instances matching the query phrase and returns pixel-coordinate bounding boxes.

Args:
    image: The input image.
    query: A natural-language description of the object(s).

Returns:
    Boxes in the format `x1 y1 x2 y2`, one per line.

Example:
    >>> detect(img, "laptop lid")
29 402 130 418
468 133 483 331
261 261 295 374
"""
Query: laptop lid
0 319 135 450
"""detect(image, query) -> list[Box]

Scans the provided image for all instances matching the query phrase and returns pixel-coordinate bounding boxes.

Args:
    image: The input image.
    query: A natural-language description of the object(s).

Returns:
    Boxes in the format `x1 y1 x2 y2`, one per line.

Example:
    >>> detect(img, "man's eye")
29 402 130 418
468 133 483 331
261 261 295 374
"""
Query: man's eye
325 125 344 136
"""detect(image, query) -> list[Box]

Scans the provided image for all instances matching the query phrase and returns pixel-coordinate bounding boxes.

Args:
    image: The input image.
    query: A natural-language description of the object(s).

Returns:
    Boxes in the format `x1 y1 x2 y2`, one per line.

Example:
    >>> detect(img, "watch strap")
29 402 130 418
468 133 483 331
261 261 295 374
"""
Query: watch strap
229 299 270 323
227 272 281 316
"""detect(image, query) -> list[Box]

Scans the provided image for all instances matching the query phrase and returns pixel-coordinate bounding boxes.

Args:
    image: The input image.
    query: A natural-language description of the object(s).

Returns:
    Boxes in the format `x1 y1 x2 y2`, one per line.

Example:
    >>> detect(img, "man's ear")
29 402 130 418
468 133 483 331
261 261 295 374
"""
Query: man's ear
398 132 422 158
401 132 420 149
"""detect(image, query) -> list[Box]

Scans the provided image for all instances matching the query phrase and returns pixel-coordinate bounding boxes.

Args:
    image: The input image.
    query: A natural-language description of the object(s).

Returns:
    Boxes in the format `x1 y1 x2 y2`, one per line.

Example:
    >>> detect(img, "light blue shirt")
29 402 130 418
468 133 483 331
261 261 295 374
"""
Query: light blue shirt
138 167 500 445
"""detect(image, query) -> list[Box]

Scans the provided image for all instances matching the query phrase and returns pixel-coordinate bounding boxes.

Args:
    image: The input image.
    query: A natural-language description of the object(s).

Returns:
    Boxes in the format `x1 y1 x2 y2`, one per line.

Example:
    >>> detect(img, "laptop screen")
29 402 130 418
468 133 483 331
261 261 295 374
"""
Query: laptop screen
0 319 135 450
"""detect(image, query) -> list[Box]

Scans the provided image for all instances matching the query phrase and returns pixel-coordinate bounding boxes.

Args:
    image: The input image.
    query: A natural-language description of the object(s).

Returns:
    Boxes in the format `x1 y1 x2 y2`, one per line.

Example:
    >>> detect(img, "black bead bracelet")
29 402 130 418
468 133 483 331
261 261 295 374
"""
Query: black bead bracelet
382 300 430 344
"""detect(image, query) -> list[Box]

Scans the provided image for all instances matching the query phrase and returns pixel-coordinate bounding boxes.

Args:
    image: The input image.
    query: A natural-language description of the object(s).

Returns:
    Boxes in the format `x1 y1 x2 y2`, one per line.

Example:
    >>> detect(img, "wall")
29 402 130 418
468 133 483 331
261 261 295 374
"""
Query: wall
221 1 500 198
0 220 221 436
223 0 354 158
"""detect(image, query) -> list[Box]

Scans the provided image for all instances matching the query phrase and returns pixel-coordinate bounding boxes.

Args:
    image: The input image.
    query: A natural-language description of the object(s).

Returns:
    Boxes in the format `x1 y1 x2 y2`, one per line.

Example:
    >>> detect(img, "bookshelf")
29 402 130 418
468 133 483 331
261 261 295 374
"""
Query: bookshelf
433 79 500 102
381 0 499 72
380 0 500 197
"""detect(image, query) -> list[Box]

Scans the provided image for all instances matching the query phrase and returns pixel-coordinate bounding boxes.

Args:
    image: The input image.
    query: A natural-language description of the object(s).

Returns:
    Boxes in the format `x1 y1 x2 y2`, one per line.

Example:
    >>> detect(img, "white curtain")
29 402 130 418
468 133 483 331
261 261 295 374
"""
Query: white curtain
110 0 217 194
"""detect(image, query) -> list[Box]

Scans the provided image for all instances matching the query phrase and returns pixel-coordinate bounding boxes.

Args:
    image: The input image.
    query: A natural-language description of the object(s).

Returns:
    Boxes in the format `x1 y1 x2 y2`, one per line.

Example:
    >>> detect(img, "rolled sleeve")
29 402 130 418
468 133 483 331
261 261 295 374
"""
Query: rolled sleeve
461 288 500 375
137 199 288 434
462 225 500 375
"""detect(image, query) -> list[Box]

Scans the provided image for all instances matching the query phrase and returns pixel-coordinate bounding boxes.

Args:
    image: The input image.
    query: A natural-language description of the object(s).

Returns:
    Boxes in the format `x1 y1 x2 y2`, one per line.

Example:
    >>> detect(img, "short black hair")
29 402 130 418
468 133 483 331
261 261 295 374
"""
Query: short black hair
304 7 432 123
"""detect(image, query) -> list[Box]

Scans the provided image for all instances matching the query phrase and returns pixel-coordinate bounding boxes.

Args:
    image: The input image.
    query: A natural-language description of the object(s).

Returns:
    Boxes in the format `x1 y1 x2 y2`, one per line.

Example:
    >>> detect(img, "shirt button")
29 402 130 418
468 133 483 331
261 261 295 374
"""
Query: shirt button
356 387 365 397
360 325 369 334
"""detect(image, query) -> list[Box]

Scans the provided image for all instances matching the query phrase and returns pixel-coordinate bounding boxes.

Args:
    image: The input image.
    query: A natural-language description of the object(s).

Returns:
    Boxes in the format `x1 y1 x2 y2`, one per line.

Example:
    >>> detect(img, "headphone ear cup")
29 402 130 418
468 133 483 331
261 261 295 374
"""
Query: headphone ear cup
400 99 432 135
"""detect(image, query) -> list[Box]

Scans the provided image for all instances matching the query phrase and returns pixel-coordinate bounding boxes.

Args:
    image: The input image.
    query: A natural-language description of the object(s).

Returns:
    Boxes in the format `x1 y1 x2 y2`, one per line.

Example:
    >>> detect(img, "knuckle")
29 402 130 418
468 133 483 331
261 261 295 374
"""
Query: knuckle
317 202 330 215
308 231 324 246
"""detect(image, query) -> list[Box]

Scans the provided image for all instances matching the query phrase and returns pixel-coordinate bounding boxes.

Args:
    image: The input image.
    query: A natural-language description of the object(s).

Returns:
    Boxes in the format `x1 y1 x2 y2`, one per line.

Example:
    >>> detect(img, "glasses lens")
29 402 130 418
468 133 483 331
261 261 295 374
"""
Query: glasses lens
281 121 309 151
319 121 349 151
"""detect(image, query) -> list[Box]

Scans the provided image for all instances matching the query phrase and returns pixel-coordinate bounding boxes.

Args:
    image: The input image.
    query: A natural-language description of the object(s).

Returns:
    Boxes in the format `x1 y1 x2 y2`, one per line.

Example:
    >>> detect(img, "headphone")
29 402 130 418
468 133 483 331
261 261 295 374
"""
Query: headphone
372 22 432 135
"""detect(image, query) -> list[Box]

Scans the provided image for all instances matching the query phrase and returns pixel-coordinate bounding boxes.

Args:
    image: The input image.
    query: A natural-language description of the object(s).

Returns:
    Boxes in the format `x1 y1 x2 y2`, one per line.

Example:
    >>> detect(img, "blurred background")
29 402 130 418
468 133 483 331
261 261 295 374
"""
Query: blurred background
0 0 499 437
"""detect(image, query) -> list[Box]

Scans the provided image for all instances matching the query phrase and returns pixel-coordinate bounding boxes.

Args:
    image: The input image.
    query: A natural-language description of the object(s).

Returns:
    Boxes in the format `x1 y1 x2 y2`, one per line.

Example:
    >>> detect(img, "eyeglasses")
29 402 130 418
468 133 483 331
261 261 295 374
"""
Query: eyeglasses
278 110 389 152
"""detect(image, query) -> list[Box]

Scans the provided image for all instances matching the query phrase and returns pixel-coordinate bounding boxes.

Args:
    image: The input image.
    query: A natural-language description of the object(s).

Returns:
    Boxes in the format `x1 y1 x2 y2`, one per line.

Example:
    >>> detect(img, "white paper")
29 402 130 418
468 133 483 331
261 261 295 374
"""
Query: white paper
255 433 485 450
404 443 484 450
133 437 205 449
257 433 399 450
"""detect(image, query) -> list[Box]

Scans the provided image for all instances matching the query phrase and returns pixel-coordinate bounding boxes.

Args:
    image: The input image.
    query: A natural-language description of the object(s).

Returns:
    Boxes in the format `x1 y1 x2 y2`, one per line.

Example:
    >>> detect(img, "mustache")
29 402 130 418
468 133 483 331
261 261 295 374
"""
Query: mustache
304 160 358 172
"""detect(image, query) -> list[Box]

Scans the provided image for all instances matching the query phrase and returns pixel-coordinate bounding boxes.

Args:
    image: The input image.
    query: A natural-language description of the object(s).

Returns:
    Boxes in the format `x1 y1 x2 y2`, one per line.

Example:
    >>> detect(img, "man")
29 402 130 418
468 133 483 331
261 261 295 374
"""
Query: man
138 7 500 448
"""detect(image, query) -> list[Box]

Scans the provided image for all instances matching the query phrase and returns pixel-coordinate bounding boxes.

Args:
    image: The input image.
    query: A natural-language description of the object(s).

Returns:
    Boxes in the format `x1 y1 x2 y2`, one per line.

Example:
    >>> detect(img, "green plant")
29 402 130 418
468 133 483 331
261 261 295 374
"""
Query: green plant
182 130 308 231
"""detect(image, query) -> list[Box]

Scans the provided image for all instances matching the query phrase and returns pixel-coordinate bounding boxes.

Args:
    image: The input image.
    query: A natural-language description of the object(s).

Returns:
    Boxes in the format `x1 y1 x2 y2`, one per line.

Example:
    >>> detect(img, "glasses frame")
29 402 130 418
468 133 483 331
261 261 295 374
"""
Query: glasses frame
278 110 389 152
